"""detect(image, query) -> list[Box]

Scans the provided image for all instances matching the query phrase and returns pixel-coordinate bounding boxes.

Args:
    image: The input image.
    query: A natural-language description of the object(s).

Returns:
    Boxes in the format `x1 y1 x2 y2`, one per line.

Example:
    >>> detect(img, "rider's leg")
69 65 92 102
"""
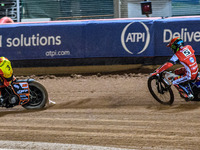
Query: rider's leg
0 81 4 104
173 75 194 100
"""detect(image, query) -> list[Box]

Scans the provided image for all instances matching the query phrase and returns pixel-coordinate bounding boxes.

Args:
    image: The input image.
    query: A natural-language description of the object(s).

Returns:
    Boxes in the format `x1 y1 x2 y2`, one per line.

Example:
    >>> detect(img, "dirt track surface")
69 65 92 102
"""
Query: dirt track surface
1 74 200 149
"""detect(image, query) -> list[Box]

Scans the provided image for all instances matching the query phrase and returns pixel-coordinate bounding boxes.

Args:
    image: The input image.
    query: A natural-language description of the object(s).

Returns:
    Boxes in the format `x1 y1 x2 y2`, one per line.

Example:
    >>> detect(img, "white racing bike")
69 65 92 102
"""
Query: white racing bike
148 71 200 105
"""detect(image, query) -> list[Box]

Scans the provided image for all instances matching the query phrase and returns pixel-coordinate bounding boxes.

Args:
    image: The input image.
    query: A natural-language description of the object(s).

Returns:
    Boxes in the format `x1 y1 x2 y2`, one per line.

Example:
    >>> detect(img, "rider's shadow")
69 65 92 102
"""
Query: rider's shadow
0 107 47 118
147 102 200 113
171 103 200 112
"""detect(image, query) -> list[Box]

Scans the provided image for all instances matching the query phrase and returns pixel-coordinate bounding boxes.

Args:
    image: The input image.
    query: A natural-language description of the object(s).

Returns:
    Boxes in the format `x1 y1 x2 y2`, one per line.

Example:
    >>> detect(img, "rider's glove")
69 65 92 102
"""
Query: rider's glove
150 72 157 76
150 70 159 77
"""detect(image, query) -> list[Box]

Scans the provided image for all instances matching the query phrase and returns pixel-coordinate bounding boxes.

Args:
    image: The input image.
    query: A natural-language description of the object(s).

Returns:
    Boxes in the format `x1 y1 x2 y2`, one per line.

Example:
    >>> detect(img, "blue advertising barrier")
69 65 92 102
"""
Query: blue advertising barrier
154 18 200 56
0 21 86 60
0 18 200 60
85 20 154 57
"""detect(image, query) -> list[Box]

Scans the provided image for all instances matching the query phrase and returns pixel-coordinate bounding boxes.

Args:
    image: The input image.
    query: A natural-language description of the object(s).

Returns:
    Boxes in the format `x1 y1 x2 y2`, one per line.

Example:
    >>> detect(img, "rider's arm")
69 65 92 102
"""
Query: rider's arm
155 62 173 73
153 54 179 75
0 69 9 87
2 78 10 87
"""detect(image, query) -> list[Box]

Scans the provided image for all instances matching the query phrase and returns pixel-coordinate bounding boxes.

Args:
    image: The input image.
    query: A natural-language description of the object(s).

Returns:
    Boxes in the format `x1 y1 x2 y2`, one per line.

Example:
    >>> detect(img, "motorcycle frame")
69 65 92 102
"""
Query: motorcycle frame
0 77 31 106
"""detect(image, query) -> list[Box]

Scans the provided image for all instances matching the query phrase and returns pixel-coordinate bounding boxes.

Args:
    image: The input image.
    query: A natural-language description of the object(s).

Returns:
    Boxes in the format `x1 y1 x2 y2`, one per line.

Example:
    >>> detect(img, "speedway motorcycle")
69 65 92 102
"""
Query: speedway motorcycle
0 77 49 109
148 71 200 105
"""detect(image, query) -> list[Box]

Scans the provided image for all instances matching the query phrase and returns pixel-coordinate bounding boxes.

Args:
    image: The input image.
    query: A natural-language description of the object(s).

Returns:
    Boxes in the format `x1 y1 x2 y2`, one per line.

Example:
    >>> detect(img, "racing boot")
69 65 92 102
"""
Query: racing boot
187 93 194 100
0 95 5 106
0 90 6 106
175 84 194 101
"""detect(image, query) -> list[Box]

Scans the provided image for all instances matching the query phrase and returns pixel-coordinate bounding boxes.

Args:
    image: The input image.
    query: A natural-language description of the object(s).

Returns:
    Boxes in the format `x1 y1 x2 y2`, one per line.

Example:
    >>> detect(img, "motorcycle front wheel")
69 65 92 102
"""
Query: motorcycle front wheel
148 75 174 105
23 81 48 109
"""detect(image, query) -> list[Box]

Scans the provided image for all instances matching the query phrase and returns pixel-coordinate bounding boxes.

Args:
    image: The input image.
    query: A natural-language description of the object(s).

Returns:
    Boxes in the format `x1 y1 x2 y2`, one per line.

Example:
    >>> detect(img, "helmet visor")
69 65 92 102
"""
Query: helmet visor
171 44 177 51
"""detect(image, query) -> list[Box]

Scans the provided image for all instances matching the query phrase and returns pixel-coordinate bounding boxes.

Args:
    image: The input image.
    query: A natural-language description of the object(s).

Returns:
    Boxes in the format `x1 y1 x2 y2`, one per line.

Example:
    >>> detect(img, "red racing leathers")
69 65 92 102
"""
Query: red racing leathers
153 45 198 85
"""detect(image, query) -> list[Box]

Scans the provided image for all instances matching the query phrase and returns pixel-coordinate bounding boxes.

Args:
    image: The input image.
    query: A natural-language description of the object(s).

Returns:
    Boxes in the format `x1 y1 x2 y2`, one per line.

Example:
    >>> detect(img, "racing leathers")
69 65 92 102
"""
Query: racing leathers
153 45 198 85
0 57 13 87
0 57 14 105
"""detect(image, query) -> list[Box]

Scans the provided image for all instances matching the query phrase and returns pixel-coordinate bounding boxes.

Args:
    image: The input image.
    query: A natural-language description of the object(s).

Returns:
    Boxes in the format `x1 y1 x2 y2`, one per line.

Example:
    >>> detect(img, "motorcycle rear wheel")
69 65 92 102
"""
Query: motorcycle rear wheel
148 76 174 105
23 81 48 109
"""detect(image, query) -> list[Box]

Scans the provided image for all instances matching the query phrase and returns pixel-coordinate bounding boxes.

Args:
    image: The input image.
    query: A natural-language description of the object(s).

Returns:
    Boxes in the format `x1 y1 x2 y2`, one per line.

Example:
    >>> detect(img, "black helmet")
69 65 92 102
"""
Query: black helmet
167 37 184 53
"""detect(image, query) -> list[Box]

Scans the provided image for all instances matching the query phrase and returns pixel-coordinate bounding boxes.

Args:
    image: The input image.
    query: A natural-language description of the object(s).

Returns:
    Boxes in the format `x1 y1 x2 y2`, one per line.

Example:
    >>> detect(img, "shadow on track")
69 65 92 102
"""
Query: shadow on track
0 108 47 118
146 102 200 113
48 96 145 109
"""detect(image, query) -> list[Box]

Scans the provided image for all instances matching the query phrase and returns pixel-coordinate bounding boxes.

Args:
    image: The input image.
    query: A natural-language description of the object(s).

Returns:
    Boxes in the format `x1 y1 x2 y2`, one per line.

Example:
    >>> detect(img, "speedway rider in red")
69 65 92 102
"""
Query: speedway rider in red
151 37 199 100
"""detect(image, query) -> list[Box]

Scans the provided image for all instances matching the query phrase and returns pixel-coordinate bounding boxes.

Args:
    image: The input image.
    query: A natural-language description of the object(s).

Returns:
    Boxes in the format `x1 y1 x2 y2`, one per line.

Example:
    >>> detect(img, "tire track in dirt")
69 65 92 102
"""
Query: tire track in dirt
0 74 200 149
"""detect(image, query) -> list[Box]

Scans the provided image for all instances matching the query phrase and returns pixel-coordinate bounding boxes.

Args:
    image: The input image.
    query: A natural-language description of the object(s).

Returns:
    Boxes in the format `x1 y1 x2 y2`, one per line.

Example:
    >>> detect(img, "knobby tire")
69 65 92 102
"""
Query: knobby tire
148 75 174 105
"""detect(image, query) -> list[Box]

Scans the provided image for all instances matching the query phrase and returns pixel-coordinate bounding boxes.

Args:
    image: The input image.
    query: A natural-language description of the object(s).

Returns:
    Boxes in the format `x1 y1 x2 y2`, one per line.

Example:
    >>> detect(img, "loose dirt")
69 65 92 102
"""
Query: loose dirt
0 73 200 150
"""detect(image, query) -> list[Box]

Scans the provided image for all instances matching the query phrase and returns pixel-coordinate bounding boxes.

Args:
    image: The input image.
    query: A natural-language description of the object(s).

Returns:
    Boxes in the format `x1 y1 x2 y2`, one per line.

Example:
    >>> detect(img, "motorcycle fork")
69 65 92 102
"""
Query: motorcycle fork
156 79 168 94
2 87 14 100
